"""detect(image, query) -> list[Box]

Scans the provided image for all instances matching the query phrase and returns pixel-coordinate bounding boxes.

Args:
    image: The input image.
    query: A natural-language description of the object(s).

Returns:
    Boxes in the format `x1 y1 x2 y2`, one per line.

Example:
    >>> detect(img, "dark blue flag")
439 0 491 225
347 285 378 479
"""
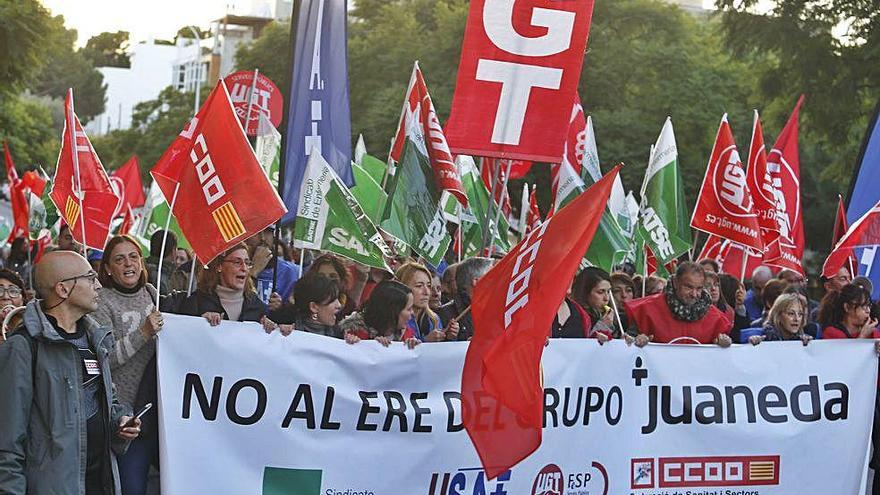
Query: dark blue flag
281 0 352 223
845 100 880 298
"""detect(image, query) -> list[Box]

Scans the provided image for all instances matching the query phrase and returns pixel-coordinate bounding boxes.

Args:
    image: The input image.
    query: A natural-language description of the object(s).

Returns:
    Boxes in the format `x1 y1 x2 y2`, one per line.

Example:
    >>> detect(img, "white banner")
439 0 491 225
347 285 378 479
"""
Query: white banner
157 315 877 494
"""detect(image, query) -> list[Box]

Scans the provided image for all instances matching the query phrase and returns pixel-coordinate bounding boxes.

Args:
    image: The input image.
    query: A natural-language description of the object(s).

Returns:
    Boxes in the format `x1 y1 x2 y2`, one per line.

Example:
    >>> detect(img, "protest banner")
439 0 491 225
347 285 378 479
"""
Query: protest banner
158 315 876 494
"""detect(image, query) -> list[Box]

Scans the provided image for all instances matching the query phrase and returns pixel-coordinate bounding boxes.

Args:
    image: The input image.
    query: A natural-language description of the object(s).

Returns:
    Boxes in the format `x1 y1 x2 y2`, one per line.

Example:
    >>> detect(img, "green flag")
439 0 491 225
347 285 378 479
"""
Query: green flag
29 171 58 241
138 181 191 250
359 153 388 187
255 113 281 189
293 153 391 271
455 155 510 257
637 117 691 265
554 160 630 271
350 161 387 225
380 114 451 266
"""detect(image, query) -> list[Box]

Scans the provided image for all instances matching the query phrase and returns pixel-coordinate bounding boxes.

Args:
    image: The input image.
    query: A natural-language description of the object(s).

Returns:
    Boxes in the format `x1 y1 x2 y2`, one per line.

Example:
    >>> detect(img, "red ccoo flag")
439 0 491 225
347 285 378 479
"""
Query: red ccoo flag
389 62 467 207
112 156 146 210
150 80 286 265
761 96 806 274
462 165 621 478
691 115 764 252
51 89 122 250
823 201 880 279
3 141 28 241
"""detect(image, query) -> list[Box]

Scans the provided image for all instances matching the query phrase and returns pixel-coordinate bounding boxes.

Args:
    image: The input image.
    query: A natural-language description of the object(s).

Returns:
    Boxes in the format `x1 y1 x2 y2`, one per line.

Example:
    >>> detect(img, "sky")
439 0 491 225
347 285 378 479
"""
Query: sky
40 0 265 46
42 0 720 47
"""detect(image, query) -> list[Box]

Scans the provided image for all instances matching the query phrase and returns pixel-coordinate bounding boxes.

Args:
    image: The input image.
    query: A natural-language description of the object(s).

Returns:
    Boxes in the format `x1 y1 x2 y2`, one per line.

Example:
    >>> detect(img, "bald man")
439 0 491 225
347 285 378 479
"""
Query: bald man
0 251 140 494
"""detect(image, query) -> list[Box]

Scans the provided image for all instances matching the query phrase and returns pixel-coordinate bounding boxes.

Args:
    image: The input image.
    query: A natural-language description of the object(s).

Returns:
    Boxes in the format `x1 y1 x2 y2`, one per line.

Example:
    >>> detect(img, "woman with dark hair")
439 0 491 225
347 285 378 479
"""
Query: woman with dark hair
719 273 752 340
307 253 358 318
818 283 880 340
704 271 733 321
570 267 615 341
6 237 31 286
275 273 343 338
339 280 419 349
175 243 278 332
0 268 27 343
92 235 164 495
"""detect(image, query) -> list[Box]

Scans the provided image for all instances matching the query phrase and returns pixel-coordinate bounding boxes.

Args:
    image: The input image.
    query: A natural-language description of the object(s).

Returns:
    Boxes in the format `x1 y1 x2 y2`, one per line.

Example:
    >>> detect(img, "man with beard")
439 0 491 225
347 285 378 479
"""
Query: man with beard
625 261 733 347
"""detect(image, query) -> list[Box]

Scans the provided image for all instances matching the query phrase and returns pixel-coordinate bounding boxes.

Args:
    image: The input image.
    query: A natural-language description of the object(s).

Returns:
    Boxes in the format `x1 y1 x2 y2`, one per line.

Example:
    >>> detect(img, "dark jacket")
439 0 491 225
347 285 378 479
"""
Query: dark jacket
0 300 131 494
437 290 475 341
173 289 269 322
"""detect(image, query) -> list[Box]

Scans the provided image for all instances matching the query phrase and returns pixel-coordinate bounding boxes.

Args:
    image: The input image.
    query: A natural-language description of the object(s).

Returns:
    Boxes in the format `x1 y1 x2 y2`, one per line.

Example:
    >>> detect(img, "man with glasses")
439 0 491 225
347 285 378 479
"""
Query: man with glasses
0 251 140 494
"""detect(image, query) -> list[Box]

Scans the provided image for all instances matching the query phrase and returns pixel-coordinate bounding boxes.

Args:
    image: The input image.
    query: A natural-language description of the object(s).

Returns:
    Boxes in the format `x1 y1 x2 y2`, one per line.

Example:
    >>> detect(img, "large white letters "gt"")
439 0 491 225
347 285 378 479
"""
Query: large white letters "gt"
478 0 575 146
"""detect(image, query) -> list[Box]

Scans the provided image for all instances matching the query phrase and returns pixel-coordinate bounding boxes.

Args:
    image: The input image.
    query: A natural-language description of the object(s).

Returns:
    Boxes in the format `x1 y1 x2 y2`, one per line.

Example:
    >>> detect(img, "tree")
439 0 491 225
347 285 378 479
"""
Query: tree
235 21 291 94
82 31 130 68
0 0 54 95
30 15 106 122
175 25 210 42
91 85 209 175
0 94 58 169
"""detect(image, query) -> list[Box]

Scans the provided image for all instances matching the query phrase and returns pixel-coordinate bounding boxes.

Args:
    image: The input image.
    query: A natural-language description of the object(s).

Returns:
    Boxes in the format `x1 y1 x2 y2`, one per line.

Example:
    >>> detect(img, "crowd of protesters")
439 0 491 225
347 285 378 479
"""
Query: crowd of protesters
0 224 879 495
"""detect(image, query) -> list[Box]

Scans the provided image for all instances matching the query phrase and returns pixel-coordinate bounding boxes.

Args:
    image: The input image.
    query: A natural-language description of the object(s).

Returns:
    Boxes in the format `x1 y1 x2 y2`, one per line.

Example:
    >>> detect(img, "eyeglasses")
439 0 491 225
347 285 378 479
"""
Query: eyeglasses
222 258 253 268
59 271 99 286
784 311 805 319
111 252 141 266
0 286 23 297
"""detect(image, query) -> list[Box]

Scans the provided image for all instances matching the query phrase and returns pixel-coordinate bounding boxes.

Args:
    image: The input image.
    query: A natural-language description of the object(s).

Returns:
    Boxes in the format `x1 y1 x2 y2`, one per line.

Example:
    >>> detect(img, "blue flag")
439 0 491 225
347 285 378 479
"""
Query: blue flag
281 0 353 223
845 100 880 298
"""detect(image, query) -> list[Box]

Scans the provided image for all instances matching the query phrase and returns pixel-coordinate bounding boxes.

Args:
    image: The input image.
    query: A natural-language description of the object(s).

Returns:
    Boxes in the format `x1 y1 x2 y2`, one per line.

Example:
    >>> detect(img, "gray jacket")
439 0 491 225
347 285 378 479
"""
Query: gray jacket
0 300 131 494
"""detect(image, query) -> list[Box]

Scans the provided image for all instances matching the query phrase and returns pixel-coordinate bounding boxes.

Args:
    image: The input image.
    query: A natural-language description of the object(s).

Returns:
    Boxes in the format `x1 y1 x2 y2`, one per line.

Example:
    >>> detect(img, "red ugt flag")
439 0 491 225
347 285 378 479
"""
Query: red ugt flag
445 0 595 162
389 62 467 207
691 115 763 252
762 96 806 274
746 110 778 245
111 156 146 210
823 201 880 278
150 80 286 265
462 165 620 478
525 185 542 235
51 89 122 250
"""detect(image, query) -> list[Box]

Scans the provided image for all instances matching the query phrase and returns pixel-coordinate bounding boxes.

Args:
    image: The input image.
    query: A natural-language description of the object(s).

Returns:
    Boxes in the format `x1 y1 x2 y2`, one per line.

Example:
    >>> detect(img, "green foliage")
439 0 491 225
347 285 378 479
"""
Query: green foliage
91 86 208 175
0 0 54 95
234 21 291 94
29 15 106 122
0 94 57 169
175 25 211 43
82 31 131 68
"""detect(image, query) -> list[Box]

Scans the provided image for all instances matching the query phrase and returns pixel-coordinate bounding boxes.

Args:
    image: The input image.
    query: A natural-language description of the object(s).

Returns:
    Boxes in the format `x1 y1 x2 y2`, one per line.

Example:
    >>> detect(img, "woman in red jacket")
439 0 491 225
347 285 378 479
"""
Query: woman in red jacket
817 283 880 341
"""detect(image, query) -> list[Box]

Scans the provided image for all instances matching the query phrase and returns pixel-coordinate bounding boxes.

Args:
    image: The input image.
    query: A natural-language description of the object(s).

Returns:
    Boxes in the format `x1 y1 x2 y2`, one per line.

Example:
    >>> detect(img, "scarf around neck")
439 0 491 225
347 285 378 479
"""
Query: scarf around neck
665 280 712 322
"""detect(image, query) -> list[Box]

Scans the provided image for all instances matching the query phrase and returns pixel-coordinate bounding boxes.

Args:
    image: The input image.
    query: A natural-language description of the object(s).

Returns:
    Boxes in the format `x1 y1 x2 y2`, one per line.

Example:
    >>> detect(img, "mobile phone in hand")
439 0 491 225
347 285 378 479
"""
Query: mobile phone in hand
121 403 153 429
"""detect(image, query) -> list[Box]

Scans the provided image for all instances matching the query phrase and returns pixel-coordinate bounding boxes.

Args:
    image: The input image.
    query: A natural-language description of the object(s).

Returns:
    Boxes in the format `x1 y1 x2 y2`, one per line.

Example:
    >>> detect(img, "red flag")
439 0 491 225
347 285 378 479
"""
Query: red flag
21 170 47 198
698 234 730 265
112 156 146 209
691 115 763 251
823 201 880 278
150 80 286 265
746 110 777 243
525 185 542 235
51 89 122 250
389 62 467 206
761 96 806 274
507 159 533 179
118 204 137 236
462 165 621 478
562 98 587 178
3 142 28 241
446 0 595 162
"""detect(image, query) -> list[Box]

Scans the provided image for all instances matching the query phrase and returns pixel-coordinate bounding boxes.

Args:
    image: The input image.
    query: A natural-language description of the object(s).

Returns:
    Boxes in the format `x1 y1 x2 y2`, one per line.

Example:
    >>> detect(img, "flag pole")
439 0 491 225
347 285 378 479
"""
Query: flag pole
481 157 501 252
154 181 180 310
244 68 260 135
607 290 624 336
272 0 304 295
67 89 88 257
186 255 196 296
739 244 748 282
487 159 512 257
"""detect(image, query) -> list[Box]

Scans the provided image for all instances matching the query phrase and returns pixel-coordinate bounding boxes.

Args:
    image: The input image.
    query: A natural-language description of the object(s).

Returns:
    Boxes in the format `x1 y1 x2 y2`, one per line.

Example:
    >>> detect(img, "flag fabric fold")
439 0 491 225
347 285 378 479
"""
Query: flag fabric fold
463 165 621 479
150 80 286 265
111 156 146 210
294 152 391 271
823 200 880 279
50 89 122 250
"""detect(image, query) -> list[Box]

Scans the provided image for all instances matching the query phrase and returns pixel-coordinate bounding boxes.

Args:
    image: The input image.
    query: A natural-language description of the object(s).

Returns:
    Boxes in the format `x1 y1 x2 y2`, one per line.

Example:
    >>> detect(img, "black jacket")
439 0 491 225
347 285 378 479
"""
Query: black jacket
437 290 474 341
173 290 269 322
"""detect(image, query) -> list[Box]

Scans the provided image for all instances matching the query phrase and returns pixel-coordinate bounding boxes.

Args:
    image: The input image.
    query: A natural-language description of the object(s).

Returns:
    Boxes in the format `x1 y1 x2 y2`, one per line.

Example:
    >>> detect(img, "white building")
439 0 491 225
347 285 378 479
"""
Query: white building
85 40 179 135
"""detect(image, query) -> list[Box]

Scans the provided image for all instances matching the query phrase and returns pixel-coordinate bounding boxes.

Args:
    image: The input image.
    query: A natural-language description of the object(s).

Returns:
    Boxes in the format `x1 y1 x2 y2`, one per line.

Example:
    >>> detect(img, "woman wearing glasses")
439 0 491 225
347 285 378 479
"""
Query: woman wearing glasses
92 235 164 495
0 268 27 343
176 243 278 332
818 283 880 341
746 293 812 345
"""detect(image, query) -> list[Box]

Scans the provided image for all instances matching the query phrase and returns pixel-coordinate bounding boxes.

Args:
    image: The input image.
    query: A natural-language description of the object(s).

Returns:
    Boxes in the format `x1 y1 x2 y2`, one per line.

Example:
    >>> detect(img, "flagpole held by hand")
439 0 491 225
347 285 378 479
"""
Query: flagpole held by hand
155 182 181 310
